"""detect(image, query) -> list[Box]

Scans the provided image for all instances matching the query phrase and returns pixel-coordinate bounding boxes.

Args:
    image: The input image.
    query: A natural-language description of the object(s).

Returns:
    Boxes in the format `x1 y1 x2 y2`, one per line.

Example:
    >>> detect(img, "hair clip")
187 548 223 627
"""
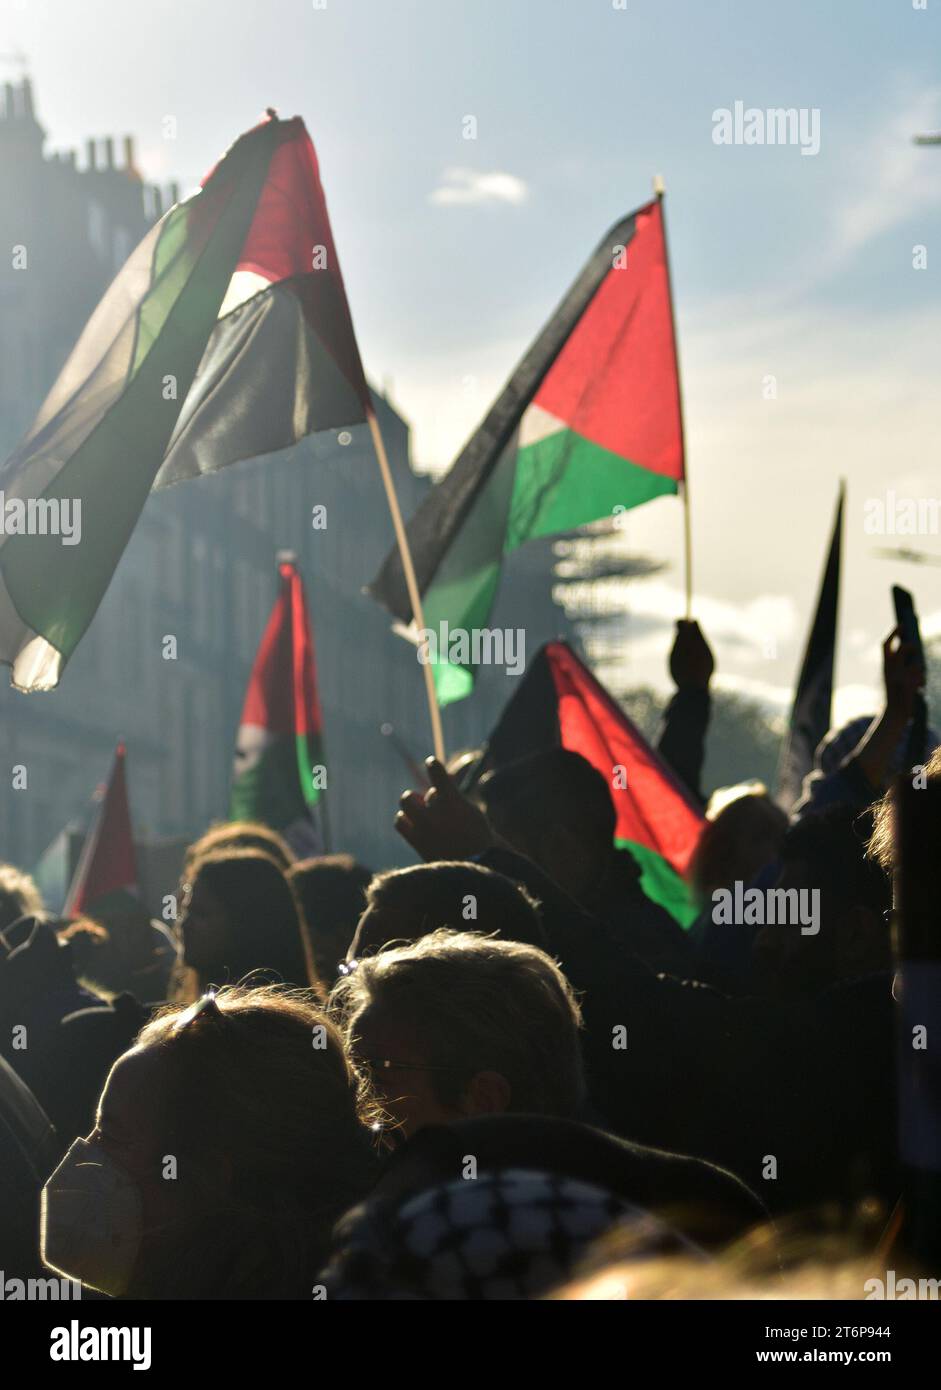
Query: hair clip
173 989 222 1031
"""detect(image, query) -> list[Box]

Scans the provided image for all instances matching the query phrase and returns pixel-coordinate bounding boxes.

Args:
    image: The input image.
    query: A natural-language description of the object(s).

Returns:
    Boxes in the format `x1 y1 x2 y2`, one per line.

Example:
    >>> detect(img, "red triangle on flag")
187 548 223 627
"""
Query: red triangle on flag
64 742 139 916
545 642 704 876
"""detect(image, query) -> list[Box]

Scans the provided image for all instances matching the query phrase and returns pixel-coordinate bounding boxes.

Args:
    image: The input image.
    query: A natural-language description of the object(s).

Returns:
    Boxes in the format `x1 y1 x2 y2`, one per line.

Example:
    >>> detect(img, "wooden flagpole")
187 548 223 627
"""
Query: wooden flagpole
654 175 693 620
366 404 446 764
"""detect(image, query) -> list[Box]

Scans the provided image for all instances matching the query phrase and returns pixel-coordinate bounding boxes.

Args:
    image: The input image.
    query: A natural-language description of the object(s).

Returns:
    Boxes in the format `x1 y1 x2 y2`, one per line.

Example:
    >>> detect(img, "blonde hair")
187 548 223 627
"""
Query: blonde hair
552 1205 910 1300
331 928 585 1117
0 863 44 931
181 820 295 880
868 745 941 873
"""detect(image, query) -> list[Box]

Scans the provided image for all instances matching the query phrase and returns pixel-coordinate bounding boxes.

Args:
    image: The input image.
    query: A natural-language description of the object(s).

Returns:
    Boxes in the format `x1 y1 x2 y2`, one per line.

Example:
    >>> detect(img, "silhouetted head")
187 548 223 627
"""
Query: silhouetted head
331 928 584 1140
868 744 941 877
689 785 787 906
287 854 372 987
42 984 381 1299
752 805 891 998
348 860 546 961
480 749 617 901
181 820 295 882
178 849 314 996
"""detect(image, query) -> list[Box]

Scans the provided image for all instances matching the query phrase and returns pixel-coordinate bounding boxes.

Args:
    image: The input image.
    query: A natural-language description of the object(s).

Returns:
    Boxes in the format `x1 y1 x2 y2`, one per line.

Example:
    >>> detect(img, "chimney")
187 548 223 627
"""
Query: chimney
150 185 163 218
86 138 97 170
20 77 34 118
104 136 114 169
123 134 138 175
168 180 180 206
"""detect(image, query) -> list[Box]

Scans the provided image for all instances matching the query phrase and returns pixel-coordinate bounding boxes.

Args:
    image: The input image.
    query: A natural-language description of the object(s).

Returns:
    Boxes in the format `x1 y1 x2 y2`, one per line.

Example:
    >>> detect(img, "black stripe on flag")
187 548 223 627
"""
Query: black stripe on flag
368 208 646 624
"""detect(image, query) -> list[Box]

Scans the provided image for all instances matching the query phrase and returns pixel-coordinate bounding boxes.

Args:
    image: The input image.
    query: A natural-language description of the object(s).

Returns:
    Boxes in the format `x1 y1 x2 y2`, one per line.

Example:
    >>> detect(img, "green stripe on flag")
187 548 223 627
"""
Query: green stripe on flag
421 441 517 705
295 731 324 808
617 838 699 929
1 163 268 660
507 428 677 548
130 203 205 378
231 738 309 827
419 429 677 705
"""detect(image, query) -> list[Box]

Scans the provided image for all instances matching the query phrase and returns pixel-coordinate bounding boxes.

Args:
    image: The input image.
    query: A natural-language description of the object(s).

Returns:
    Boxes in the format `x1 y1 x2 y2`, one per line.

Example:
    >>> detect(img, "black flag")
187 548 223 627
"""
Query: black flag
777 483 844 810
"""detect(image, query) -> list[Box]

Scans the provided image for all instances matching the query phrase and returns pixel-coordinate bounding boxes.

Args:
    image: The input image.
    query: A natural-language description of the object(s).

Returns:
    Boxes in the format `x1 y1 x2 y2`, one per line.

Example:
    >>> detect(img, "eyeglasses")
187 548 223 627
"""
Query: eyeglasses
362 1057 461 1077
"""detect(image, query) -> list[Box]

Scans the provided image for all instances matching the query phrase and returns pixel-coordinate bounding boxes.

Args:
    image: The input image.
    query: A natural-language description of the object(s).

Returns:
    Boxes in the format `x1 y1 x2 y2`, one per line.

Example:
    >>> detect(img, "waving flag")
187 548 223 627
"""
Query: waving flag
0 112 368 692
369 197 684 704
777 484 844 811
230 556 327 852
478 641 704 926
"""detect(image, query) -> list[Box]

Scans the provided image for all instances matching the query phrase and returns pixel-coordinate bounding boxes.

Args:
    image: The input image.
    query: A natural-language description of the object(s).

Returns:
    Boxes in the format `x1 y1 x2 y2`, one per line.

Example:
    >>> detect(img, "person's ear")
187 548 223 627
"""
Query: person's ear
461 1070 511 1117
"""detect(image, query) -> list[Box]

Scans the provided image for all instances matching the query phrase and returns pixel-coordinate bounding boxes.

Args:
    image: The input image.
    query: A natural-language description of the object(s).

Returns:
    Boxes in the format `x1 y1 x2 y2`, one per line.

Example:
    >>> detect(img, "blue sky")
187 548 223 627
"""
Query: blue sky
4 0 941 723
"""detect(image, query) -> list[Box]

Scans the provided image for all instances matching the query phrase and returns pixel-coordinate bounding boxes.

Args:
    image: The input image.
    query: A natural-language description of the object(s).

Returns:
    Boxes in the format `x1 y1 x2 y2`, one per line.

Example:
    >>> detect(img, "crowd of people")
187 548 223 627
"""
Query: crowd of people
0 619 938 1301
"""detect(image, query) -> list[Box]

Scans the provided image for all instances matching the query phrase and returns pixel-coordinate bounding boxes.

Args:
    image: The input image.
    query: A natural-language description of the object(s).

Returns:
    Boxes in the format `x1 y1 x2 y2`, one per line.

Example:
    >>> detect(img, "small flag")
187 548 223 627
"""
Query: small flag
64 743 139 917
0 112 368 692
777 484 844 811
369 197 684 703
230 556 327 851
477 641 704 926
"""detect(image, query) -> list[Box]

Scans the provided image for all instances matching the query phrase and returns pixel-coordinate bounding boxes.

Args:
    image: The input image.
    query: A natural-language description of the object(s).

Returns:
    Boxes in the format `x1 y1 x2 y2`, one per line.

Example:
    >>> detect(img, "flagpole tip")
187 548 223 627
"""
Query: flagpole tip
265 107 279 120
276 549 298 567
653 174 665 197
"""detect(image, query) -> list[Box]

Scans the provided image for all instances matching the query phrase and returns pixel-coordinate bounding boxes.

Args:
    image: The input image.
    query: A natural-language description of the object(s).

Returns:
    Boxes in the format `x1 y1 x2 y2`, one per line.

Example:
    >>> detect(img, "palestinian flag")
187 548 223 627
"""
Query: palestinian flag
369 197 684 704
478 641 704 926
64 743 139 917
776 483 844 811
0 111 368 692
230 556 327 851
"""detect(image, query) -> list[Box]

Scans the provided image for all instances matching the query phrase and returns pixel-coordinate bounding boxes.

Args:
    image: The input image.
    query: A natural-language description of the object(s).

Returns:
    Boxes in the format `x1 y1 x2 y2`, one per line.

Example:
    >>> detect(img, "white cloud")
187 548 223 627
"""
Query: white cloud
429 167 528 207
826 83 941 266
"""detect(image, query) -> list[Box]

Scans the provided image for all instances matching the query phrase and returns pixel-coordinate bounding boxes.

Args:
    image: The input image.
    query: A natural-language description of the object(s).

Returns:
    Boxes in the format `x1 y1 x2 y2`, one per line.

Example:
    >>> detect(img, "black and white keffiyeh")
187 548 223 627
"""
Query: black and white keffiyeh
321 1167 693 1300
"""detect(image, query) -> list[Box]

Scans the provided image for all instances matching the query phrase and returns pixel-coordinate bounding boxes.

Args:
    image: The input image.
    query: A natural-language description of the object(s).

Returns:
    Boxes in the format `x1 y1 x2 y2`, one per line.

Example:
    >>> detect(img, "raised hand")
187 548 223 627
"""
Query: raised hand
394 757 496 862
669 619 714 691
883 626 926 725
